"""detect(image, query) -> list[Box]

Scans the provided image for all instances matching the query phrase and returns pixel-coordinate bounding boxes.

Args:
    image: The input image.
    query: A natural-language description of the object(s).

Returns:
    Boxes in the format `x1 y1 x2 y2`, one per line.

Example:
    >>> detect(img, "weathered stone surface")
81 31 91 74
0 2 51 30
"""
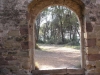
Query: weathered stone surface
16 70 28 75
96 0 100 4
86 22 93 32
86 47 99 54
96 38 100 47
0 68 11 75
8 52 17 56
95 68 100 73
18 51 29 57
22 62 30 69
84 32 96 39
86 73 100 75
85 39 96 47
20 26 28 35
87 54 100 61
21 42 29 49
94 26 100 33
95 61 100 68
5 56 17 61
96 31 100 38
8 30 20 37
0 0 100 75
8 66 19 73
0 60 8 66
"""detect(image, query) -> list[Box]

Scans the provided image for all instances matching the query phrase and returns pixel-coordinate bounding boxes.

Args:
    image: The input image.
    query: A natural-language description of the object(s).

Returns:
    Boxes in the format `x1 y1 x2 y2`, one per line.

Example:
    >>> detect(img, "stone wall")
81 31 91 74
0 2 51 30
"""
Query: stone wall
0 0 32 75
0 0 100 75
84 0 100 75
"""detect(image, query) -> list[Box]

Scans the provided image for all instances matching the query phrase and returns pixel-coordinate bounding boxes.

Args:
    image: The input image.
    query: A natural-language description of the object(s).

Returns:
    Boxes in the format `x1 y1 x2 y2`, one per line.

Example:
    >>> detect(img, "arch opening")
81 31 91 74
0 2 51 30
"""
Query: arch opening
34 5 82 70
28 0 85 71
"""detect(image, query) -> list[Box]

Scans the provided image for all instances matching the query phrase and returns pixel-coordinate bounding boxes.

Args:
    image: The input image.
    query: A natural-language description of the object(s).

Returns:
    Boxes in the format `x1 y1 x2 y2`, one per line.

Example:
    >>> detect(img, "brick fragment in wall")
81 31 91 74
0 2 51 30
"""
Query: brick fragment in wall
21 42 29 49
86 22 93 32
87 54 100 61
85 39 96 47
20 26 28 35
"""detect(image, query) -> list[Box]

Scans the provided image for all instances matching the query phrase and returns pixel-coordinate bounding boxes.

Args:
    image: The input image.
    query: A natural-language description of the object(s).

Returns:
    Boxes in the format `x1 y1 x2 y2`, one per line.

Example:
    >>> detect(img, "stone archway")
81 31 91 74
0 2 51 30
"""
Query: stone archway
28 0 85 74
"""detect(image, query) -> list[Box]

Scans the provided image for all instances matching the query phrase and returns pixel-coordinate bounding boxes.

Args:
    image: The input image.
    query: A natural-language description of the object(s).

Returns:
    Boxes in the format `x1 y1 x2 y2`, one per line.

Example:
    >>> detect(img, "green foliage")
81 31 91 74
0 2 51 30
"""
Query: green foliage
35 5 80 46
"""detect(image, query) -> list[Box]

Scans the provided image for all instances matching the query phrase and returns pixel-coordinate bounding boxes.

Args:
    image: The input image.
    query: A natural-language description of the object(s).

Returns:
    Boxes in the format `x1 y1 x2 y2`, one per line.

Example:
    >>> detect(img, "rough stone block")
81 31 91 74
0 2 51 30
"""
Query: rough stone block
16 69 28 75
86 73 100 75
86 47 99 54
96 38 100 47
22 62 30 69
8 66 19 73
86 64 96 70
96 31 100 38
95 61 100 68
84 32 96 39
18 51 29 57
4 41 13 49
4 41 21 49
8 60 19 66
8 30 20 36
87 54 100 61
94 26 100 33
85 39 96 47
14 42 21 48
8 52 17 56
95 68 100 73
5 56 17 61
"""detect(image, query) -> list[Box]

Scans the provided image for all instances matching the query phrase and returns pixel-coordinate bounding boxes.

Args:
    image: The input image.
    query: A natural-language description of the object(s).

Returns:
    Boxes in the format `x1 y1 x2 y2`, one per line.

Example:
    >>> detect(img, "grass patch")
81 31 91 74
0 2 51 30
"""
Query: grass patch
64 45 80 50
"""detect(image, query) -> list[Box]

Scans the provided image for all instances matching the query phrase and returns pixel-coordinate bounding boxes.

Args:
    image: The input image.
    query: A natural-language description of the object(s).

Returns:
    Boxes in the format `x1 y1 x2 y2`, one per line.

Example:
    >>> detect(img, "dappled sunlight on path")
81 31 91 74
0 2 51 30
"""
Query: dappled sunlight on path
35 44 81 70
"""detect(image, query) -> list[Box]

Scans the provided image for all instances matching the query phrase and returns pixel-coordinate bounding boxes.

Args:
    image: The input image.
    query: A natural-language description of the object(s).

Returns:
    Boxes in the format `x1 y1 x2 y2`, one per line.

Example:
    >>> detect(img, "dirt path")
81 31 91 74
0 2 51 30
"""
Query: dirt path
35 44 81 70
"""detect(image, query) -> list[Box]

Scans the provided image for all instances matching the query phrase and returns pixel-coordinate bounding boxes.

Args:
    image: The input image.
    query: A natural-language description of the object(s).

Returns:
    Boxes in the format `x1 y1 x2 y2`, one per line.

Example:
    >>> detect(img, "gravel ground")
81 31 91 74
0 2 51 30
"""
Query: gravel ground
35 44 81 70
